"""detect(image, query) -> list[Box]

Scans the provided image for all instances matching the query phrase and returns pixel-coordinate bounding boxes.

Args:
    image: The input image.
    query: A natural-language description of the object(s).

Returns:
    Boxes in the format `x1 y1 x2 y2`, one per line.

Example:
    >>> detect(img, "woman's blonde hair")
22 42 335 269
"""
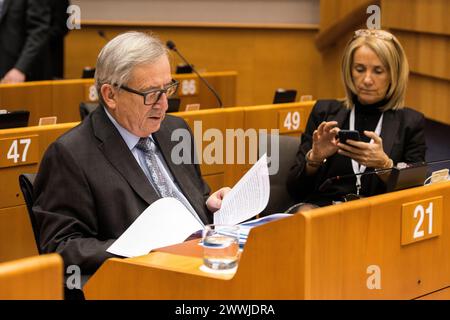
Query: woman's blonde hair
341 29 409 111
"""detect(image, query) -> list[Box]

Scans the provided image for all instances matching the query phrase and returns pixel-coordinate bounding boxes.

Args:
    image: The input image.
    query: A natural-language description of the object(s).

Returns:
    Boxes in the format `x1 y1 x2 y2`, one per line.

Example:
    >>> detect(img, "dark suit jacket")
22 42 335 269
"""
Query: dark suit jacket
287 99 427 205
33 107 212 274
0 0 51 80
48 0 70 79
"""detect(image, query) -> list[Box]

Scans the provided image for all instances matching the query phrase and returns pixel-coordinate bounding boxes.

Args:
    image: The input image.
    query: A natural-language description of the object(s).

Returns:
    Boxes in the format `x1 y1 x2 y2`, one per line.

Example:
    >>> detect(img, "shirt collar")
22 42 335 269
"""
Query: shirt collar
104 107 153 150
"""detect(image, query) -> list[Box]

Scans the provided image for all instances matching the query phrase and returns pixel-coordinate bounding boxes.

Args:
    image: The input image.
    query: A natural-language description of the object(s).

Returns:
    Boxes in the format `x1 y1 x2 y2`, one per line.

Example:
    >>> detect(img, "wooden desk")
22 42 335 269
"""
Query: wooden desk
0 253 63 300
0 123 79 262
0 71 237 126
0 101 314 262
84 181 450 299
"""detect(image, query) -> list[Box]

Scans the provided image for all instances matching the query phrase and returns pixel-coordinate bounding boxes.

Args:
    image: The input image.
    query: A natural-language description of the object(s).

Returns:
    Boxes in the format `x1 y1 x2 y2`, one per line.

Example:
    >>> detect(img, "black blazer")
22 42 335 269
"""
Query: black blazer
33 107 212 274
287 100 427 205
0 0 51 80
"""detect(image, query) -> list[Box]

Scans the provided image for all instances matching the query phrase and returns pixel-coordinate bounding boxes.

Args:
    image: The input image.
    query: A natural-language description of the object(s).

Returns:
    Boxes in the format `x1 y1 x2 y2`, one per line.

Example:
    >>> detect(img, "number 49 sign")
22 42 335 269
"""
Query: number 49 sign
401 197 443 246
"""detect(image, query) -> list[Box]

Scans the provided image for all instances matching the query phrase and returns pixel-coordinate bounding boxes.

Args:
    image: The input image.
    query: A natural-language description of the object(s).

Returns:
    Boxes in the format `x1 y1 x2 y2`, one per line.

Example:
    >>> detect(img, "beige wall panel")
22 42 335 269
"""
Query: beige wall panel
71 0 319 24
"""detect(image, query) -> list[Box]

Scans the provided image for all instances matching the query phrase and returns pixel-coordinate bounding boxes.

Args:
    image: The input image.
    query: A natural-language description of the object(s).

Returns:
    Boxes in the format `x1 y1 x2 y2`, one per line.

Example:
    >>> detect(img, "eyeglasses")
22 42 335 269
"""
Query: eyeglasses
354 29 393 41
118 79 179 106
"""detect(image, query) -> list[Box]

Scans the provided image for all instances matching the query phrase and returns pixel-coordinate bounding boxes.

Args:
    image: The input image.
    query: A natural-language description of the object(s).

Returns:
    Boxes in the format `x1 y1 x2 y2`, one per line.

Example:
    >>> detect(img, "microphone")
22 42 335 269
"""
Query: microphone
318 159 450 193
318 167 394 192
166 40 223 108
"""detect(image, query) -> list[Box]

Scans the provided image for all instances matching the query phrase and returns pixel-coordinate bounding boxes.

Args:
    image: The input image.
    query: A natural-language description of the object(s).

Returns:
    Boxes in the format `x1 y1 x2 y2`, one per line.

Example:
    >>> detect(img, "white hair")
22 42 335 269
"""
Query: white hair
94 31 168 96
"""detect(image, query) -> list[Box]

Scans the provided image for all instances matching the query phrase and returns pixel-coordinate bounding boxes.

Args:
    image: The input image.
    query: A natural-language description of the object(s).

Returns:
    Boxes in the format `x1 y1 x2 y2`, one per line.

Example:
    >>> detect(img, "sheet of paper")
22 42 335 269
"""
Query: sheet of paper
214 153 270 225
107 197 203 258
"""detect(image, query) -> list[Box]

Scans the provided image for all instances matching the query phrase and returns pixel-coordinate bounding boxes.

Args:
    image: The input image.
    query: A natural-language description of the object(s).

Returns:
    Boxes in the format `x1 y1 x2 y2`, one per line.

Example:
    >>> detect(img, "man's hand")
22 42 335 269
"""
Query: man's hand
338 130 391 169
1 68 26 84
206 187 231 212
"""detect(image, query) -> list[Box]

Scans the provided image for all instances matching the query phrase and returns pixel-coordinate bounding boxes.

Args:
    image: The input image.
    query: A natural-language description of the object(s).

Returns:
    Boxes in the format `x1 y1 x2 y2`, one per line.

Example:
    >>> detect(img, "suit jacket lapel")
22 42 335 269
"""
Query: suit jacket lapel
380 110 399 157
91 107 159 206
153 120 209 224
332 105 351 129
0 0 10 23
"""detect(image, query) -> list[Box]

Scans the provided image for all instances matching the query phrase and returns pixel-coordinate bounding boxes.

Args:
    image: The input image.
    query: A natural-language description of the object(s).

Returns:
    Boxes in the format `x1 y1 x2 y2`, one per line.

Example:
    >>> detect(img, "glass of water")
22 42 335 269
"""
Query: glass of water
202 224 240 271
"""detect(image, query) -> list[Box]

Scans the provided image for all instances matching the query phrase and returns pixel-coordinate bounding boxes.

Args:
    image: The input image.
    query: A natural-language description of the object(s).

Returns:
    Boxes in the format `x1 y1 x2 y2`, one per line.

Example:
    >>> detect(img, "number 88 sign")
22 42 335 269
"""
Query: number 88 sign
401 196 443 246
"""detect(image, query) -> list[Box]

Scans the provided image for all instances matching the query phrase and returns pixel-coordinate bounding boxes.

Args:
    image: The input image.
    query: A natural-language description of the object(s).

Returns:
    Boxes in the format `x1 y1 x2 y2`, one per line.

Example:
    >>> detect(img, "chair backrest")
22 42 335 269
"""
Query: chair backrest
0 254 63 300
259 134 300 215
167 97 181 113
18 173 39 253
79 102 98 120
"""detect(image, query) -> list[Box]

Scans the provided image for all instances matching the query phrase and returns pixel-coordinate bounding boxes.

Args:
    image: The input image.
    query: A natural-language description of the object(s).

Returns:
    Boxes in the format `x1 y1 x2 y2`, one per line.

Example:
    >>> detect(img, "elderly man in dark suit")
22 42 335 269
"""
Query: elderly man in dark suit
0 0 51 83
33 31 230 275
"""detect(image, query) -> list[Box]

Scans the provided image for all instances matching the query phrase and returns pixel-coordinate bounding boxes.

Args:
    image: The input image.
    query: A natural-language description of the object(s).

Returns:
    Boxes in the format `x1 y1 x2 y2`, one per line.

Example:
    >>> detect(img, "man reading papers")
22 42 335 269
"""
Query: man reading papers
33 32 230 275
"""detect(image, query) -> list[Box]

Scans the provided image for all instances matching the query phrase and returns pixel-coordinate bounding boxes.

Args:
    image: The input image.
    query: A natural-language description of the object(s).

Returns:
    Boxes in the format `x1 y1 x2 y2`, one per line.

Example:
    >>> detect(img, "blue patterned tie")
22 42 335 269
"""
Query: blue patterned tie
136 137 178 198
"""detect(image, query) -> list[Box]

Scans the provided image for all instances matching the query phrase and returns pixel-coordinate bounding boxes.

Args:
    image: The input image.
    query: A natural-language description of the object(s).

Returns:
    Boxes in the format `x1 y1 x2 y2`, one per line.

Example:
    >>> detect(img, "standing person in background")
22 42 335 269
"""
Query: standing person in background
0 0 51 83
49 0 70 79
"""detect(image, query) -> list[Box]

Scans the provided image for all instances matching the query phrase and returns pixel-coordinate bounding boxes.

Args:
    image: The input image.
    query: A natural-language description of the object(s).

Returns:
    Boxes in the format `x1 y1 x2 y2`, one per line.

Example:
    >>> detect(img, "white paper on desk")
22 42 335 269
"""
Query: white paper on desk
214 153 270 225
106 197 203 258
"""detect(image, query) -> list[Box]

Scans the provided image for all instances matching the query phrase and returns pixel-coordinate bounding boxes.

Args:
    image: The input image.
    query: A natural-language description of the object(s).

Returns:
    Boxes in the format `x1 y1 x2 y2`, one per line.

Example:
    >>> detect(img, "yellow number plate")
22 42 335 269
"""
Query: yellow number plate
179 78 199 96
278 109 304 133
401 196 443 245
0 135 39 168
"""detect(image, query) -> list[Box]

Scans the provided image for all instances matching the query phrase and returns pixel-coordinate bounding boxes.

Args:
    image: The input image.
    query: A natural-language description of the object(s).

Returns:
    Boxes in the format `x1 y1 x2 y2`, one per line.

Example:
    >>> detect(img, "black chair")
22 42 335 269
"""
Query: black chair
167 97 181 113
175 64 193 74
19 173 86 300
18 173 40 253
79 102 98 120
81 67 95 79
259 134 299 215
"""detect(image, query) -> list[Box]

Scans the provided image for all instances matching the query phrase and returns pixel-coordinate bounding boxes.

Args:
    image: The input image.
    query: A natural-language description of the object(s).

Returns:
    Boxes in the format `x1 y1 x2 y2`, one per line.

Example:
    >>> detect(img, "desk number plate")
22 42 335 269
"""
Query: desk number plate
401 196 443 245
0 135 39 168
278 109 304 134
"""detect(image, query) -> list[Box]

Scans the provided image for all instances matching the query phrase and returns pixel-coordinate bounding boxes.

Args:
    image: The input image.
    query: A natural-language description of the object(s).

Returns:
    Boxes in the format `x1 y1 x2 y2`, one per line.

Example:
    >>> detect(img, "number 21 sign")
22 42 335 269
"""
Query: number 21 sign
401 196 443 246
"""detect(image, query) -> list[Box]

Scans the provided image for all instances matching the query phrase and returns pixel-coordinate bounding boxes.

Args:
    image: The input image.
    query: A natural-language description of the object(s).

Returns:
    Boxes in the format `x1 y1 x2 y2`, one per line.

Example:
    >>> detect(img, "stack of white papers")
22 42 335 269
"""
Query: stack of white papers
107 154 271 258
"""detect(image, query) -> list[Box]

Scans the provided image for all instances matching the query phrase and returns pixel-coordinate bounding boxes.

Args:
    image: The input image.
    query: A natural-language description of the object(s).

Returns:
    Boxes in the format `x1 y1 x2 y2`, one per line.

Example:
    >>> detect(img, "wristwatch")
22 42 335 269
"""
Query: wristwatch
305 149 326 168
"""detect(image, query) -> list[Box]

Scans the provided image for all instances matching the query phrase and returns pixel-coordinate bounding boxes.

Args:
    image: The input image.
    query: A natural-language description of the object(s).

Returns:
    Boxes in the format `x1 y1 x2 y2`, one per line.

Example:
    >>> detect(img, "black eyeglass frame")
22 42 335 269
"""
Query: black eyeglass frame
117 79 179 106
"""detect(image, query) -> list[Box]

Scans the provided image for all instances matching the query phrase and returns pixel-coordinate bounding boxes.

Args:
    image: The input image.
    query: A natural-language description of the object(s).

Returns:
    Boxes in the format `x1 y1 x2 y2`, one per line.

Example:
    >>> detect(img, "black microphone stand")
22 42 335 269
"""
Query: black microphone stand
167 41 223 108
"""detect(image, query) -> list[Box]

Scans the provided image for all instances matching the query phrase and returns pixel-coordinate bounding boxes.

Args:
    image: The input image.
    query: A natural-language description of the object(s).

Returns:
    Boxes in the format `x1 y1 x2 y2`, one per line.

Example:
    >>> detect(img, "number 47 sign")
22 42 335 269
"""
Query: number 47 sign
0 135 39 168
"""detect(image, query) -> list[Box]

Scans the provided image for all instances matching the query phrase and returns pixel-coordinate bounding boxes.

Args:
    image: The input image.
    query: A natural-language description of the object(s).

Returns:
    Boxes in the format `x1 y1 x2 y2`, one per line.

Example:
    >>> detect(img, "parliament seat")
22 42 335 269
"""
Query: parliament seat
259 133 299 215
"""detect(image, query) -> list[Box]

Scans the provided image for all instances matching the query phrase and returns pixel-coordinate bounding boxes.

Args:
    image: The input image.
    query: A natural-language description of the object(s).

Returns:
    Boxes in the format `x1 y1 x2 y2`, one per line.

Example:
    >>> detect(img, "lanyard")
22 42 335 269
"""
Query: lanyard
349 107 383 195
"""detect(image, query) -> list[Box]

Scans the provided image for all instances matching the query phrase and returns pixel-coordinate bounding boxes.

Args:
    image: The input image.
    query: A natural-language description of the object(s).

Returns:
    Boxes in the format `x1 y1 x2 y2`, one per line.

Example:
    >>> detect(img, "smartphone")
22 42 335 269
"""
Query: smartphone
338 130 360 144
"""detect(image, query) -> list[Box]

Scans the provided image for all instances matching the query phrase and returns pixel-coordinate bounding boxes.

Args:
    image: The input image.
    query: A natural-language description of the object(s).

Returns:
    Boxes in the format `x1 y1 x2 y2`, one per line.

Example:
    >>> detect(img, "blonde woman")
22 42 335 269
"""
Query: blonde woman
287 29 426 208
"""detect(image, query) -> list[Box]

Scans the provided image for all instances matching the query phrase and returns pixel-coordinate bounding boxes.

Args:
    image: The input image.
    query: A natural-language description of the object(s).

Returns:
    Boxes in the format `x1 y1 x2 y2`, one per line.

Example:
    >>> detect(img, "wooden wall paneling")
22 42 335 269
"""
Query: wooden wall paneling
64 24 321 107
406 74 450 124
394 31 450 81
382 0 450 35
0 83 53 126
